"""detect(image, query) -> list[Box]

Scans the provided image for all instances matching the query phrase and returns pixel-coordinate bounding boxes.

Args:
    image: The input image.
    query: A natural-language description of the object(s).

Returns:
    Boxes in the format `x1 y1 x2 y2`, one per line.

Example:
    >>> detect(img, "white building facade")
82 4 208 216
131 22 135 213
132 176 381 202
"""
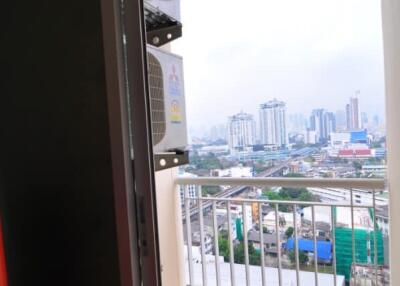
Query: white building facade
346 95 361 130
178 172 197 205
227 112 256 153
259 99 287 147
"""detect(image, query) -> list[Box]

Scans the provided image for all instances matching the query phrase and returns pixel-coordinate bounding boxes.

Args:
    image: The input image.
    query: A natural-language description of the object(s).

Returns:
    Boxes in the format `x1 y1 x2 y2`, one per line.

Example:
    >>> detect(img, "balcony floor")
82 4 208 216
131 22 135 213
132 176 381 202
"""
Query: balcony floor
186 260 345 286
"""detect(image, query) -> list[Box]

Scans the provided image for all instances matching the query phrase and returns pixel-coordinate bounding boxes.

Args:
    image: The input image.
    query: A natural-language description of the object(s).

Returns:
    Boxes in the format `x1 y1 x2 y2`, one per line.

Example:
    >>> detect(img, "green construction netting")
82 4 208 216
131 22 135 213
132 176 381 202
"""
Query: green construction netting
334 227 384 281
236 218 243 241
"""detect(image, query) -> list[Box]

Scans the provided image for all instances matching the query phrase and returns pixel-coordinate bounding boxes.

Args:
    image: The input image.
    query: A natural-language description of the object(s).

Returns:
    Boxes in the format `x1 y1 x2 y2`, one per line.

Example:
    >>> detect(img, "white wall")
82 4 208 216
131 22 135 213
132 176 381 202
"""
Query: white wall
155 168 186 285
381 0 400 284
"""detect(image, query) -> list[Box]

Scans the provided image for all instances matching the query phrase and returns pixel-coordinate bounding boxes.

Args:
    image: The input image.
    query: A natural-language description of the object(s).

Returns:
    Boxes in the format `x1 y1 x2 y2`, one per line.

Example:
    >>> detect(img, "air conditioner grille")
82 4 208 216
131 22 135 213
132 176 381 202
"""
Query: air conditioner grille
148 52 166 145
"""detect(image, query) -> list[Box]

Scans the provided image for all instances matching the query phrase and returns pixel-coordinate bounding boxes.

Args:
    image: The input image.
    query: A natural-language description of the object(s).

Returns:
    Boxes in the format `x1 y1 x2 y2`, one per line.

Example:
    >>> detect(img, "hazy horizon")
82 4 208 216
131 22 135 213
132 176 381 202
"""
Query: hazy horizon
173 0 386 137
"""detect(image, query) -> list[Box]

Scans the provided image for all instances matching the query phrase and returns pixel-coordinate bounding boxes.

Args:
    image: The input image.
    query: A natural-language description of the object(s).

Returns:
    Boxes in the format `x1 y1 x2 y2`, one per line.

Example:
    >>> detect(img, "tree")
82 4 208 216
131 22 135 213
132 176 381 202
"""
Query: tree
264 191 289 212
285 227 294 238
234 242 245 264
280 187 308 199
264 190 281 200
234 241 261 265
189 153 223 170
249 244 261 266
288 250 309 265
353 161 362 171
218 236 230 262
284 173 306 178
298 191 314 202
202 186 221 196
370 141 382 149
304 156 316 163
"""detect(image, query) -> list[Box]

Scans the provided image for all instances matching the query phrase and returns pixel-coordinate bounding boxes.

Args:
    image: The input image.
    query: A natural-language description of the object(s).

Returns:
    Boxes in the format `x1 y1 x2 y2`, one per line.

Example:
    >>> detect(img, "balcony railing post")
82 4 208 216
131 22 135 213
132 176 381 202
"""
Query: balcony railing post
350 188 356 265
197 185 208 286
242 202 250 286
274 203 282 286
293 204 300 286
312 205 319 286
259 203 266 286
212 201 221 286
373 190 379 286
184 185 194 285
227 201 236 286
331 206 337 286
242 203 250 286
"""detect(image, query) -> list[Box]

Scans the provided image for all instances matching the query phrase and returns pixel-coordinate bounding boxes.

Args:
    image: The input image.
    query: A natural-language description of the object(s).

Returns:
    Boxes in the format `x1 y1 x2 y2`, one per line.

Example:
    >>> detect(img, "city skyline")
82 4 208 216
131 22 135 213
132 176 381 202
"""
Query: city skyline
174 0 385 137
197 95 384 142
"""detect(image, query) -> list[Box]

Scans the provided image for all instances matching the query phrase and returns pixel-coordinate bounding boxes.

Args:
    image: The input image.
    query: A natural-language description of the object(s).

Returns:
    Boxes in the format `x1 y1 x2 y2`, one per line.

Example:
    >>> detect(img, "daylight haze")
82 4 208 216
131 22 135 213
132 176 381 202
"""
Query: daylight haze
173 0 385 137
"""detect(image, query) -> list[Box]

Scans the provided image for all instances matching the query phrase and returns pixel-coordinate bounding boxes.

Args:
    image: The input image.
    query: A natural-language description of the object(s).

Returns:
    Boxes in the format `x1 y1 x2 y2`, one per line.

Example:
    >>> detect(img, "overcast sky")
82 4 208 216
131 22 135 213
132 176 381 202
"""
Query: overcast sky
172 0 385 136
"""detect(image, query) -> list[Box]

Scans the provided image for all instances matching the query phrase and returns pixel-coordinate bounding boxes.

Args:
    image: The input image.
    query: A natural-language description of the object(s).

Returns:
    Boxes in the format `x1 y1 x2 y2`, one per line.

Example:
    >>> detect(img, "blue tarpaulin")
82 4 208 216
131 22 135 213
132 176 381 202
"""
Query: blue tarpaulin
284 238 332 261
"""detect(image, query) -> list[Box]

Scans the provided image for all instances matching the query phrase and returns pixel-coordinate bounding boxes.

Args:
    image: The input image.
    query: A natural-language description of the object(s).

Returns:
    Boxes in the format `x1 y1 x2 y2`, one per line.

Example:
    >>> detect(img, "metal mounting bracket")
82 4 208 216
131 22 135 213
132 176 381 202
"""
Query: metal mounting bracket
144 3 182 47
154 150 189 171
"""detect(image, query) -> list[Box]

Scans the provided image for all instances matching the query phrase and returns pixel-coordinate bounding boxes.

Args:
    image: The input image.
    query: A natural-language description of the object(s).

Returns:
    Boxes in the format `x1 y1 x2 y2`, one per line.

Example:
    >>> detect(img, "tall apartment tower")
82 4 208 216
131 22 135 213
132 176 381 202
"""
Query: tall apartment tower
309 109 336 142
346 95 361 130
227 112 256 153
310 109 324 140
259 99 287 147
324 112 336 138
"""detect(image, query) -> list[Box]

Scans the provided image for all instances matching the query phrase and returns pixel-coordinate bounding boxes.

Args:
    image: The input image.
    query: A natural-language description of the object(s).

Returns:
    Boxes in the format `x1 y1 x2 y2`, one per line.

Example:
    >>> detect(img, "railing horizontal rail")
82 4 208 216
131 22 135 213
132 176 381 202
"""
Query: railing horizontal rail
176 177 385 190
183 196 374 208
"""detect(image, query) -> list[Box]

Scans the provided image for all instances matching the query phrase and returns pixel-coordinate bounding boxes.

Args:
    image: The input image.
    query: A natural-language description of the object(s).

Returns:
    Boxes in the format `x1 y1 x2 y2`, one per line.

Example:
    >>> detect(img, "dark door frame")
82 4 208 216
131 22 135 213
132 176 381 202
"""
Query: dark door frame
100 0 145 286
101 0 162 285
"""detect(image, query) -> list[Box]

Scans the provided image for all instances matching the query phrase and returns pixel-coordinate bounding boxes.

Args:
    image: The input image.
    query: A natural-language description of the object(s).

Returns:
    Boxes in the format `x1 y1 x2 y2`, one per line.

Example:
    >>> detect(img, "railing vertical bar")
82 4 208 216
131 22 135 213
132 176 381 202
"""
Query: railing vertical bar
373 190 379 286
198 186 207 286
242 203 250 286
312 206 318 286
227 201 236 286
212 201 221 286
350 188 356 265
259 203 266 286
331 206 337 286
293 204 300 286
275 204 283 286
184 185 194 285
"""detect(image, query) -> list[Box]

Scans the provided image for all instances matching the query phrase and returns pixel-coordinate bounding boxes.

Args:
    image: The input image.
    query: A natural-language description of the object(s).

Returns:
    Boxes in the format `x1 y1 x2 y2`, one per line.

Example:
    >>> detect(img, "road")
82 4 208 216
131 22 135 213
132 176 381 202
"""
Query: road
184 157 300 218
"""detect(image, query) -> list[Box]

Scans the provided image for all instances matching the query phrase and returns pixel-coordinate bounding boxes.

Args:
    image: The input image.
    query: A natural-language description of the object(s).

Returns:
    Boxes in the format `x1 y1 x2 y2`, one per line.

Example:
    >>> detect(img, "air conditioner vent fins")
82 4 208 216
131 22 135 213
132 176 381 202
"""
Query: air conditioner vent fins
148 52 166 145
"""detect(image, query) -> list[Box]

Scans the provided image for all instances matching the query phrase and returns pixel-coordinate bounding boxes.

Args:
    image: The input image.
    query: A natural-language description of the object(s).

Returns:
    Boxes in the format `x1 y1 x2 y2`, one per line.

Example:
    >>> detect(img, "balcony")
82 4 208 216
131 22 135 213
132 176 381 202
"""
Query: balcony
175 177 387 286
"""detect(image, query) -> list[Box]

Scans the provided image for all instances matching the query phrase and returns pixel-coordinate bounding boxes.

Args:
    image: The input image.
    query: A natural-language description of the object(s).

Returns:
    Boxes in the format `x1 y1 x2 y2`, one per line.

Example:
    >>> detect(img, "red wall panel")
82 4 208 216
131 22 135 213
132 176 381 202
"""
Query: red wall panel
0 220 7 286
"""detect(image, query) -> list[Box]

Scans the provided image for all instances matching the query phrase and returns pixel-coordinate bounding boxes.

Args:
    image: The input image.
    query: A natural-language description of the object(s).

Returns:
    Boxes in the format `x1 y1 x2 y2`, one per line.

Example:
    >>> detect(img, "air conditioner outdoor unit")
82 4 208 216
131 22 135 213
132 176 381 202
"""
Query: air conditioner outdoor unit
147 45 188 153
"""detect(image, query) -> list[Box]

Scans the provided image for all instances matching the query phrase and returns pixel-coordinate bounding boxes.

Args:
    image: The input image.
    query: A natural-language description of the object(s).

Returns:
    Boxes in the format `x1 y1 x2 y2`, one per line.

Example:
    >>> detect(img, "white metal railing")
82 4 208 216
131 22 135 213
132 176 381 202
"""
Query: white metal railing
176 177 387 286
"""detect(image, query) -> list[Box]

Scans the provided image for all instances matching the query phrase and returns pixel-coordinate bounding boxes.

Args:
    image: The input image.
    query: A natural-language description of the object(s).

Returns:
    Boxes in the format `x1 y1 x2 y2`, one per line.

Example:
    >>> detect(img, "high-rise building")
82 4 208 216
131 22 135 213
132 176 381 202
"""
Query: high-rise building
335 109 347 131
361 112 369 129
309 109 336 142
227 111 256 153
288 113 307 133
208 124 227 142
310 109 324 141
305 129 317 144
346 95 361 130
259 99 287 146
373 114 380 128
325 112 336 137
